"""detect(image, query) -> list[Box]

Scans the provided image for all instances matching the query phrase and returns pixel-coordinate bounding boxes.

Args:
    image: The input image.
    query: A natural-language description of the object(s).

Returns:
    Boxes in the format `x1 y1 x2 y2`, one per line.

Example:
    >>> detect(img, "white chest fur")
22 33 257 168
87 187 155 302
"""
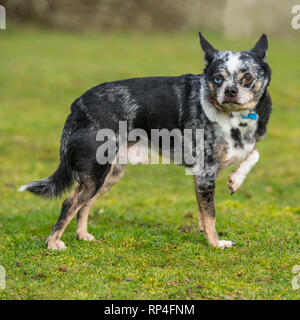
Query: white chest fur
221 114 257 167
200 86 258 168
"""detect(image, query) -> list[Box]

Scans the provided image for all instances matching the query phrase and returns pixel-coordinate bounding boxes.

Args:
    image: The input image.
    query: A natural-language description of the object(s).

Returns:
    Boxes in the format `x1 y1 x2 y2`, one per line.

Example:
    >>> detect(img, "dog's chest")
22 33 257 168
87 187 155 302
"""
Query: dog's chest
216 114 257 167
200 85 258 168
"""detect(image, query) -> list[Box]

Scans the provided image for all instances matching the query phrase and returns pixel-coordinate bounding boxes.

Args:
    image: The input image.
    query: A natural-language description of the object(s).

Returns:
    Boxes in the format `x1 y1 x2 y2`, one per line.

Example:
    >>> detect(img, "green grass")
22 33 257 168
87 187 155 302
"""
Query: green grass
0 27 299 300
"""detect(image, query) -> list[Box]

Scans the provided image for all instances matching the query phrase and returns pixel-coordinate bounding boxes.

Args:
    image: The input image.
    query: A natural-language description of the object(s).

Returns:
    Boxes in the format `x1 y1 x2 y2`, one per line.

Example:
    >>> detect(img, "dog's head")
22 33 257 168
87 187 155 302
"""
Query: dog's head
199 32 271 112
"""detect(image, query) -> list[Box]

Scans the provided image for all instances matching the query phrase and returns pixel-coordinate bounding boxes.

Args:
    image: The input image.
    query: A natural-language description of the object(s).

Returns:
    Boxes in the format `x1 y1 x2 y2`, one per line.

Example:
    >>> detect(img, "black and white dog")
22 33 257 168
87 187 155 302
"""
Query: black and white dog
20 33 272 250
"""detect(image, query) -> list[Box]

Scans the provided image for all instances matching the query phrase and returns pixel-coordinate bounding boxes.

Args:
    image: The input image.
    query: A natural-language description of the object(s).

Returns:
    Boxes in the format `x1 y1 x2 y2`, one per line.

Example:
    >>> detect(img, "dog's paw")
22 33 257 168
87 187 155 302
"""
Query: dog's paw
77 233 95 241
218 240 236 249
46 238 67 250
228 171 245 194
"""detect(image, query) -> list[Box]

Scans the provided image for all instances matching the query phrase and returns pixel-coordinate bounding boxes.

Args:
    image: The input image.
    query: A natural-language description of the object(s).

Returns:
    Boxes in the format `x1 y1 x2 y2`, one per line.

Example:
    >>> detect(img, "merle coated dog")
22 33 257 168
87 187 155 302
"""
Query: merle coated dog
20 33 272 250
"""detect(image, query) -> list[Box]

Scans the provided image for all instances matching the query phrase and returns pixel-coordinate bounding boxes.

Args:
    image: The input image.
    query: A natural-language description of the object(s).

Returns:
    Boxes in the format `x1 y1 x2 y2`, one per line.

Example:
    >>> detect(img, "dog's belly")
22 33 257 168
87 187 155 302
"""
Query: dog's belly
127 143 149 164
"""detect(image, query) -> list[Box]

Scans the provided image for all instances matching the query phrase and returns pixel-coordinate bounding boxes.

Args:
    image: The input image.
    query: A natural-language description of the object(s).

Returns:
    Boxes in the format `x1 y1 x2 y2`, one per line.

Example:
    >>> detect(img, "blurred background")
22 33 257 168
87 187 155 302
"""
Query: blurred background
0 0 299 204
2 0 299 37
0 0 300 300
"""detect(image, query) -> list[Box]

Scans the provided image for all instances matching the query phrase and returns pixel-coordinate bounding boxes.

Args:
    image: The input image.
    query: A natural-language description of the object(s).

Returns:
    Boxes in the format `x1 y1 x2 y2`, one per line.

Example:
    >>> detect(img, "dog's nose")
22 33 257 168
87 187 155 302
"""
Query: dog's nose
225 86 238 98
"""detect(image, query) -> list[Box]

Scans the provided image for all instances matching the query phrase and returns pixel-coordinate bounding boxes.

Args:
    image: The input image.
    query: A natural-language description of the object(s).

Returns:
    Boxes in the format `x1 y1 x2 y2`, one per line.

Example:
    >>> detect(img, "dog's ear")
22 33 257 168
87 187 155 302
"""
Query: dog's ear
251 34 268 59
199 32 218 64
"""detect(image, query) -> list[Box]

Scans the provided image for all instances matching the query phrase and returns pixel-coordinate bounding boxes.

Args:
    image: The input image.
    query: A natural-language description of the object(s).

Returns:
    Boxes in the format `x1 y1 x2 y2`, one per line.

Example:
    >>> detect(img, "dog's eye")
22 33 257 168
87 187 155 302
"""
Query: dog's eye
213 75 223 85
242 73 253 85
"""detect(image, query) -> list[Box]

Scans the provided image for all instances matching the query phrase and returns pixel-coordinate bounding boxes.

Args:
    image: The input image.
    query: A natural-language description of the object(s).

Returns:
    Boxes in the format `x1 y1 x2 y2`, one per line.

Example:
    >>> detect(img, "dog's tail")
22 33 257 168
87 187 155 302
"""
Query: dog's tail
19 160 73 199
19 114 74 199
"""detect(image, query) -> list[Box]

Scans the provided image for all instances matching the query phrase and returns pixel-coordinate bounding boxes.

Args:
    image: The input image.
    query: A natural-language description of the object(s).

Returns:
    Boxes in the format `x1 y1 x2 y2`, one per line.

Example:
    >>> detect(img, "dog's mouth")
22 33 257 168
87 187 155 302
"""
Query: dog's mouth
222 97 241 105
209 95 245 113
221 96 244 109
222 101 243 111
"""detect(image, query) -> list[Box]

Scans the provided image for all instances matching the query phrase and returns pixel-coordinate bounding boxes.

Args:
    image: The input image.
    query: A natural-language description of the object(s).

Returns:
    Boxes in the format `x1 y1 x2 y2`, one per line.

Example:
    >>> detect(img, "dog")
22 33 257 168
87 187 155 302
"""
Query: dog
19 33 272 250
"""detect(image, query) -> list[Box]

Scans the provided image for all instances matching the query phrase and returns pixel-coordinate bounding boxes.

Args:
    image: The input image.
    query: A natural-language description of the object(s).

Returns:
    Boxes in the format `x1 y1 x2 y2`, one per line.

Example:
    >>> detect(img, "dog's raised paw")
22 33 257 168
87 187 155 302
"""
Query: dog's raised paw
77 233 95 242
46 239 67 250
228 171 245 193
218 240 236 249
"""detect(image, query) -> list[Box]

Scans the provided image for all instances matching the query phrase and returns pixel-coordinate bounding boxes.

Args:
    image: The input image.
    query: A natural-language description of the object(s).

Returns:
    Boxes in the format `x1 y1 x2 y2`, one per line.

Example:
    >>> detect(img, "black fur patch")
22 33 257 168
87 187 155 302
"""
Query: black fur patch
255 90 272 141
231 128 244 148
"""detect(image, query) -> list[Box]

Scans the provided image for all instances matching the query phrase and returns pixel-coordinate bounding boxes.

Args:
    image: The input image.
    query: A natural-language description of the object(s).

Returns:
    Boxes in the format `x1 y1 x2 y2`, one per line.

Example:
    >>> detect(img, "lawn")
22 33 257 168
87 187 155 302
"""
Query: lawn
0 27 299 300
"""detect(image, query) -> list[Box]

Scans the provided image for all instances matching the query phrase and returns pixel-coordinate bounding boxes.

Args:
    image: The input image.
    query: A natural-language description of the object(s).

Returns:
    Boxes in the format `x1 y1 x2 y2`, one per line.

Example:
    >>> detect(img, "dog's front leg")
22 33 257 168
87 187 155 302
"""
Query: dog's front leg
194 174 235 249
228 146 259 194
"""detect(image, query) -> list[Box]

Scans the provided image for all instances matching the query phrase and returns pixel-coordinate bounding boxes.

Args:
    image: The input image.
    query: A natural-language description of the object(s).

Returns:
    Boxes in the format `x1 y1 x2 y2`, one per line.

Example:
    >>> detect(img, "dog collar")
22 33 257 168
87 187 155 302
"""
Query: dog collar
241 113 258 120
208 95 227 113
209 96 258 120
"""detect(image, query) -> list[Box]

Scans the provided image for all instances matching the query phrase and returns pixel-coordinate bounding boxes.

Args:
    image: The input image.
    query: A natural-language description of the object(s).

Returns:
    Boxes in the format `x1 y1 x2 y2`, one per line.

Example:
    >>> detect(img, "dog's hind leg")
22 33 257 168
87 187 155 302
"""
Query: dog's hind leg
76 163 127 241
76 197 98 242
46 177 100 250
